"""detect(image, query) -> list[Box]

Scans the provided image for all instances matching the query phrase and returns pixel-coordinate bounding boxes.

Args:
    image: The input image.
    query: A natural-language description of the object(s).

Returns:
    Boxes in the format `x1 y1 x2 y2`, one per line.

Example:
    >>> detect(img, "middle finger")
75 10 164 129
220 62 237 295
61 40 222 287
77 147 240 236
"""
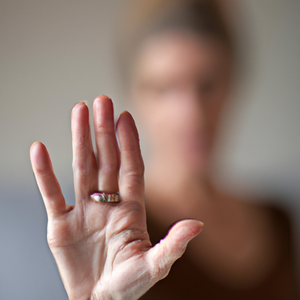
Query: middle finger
93 95 119 193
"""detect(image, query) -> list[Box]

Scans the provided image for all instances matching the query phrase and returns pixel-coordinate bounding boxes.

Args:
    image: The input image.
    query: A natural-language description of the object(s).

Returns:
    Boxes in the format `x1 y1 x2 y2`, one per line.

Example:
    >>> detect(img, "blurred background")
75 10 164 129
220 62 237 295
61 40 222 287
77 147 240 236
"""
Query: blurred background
0 0 299 299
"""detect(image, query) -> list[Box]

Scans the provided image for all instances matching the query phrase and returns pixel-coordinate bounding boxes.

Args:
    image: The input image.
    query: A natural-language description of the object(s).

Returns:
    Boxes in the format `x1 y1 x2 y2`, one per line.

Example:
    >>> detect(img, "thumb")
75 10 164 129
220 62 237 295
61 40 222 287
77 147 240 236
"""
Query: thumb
146 220 204 282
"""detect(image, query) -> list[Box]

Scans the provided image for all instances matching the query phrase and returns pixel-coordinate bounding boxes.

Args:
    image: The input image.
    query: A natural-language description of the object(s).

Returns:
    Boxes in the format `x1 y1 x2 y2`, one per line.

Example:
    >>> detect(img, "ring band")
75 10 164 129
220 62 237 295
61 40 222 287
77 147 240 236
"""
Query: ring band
90 192 120 203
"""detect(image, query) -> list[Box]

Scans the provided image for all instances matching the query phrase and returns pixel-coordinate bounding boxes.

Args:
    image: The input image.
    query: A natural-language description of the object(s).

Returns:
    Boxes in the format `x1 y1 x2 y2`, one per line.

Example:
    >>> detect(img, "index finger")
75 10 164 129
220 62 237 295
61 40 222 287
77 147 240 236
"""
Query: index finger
117 111 145 202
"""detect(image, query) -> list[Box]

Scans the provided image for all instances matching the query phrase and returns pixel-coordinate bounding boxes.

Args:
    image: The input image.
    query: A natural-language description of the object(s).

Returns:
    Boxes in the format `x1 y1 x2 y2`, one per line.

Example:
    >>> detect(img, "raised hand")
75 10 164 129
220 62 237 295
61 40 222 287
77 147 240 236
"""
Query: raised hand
30 95 203 300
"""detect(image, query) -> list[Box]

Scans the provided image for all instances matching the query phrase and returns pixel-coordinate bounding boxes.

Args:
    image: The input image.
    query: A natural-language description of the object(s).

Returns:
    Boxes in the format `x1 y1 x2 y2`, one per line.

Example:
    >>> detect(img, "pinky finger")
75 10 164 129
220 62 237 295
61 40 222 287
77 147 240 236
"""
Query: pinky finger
30 142 66 218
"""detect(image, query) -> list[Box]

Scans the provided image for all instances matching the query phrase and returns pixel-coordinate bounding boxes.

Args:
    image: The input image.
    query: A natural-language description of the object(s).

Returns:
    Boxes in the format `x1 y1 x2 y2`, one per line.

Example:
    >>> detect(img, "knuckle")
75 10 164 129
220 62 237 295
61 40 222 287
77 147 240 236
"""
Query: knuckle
100 161 119 174
123 175 144 196
149 250 171 281
125 167 144 180
122 151 144 175
72 161 91 179
74 131 87 149
95 120 114 135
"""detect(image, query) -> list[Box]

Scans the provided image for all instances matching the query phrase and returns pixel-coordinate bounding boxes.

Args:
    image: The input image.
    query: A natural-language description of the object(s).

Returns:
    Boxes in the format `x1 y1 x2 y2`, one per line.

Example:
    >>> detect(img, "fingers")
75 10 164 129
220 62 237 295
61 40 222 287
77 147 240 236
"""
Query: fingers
93 96 119 193
72 102 98 200
117 110 145 201
147 220 203 280
30 142 66 218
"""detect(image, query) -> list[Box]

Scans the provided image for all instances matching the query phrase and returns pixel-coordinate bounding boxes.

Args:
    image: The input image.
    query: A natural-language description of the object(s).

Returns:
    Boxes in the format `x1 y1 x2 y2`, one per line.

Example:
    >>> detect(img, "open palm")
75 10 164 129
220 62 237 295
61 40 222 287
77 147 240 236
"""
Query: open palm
30 95 202 300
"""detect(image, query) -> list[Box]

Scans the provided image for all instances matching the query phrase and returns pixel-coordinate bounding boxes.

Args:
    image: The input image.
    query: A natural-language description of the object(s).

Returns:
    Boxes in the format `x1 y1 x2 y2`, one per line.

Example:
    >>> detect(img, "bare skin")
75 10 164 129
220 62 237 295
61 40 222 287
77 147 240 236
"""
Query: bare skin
30 96 203 300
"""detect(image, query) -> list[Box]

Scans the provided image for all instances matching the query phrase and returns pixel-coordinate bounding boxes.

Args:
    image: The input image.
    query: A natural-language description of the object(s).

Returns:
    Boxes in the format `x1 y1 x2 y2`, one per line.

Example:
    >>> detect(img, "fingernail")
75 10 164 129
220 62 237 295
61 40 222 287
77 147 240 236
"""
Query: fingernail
199 221 204 228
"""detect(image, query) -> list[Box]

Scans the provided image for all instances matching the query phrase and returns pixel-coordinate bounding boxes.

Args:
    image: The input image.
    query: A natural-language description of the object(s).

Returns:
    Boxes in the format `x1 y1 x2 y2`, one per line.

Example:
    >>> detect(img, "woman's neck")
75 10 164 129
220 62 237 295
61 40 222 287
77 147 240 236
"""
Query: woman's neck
145 157 218 209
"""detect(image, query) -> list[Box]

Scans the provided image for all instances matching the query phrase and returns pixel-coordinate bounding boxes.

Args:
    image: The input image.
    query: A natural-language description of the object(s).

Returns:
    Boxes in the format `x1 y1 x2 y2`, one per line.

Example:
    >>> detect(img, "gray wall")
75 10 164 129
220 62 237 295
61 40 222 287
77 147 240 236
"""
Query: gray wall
0 1 299 299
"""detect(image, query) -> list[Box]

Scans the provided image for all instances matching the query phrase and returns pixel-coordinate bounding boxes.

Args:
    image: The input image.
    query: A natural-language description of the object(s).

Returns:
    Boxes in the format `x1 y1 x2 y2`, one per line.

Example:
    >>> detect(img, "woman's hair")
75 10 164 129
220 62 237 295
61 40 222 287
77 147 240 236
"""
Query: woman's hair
115 0 236 81
139 0 233 53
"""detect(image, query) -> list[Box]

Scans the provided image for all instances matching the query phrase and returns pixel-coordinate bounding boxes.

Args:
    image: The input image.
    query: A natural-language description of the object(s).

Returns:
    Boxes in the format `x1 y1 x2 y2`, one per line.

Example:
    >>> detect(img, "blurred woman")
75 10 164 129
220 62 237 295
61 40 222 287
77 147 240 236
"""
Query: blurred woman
121 0 298 298
30 0 298 299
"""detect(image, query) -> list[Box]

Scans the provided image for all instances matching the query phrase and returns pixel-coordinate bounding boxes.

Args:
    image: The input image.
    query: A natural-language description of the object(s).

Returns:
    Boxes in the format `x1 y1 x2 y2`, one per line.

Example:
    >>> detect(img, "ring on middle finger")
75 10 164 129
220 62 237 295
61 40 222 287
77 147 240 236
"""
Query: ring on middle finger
90 192 120 203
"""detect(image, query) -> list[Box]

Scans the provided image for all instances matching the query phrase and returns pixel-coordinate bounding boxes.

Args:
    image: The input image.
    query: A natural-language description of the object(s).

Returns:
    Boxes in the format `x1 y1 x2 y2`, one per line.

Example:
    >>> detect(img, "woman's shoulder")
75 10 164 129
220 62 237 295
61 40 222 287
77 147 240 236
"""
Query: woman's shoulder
249 198 293 241
143 198 299 300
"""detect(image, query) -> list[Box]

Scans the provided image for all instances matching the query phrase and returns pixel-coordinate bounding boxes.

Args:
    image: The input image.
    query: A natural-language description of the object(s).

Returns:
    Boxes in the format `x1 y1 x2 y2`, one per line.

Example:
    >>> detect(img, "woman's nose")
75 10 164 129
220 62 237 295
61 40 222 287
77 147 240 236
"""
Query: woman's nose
177 87 207 127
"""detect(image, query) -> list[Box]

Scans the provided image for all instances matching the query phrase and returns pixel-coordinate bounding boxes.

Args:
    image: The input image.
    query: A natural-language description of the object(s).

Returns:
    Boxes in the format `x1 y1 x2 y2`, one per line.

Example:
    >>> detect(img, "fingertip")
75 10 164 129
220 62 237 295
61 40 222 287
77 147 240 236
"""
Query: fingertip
72 101 88 116
93 95 113 118
95 95 111 101
191 220 204 236
117 110 129 126
121 110 133 118
93 95 112 108
117 110 141 154
74 101 87 109
30 142 51 171
30 141 41 152
30 141 45 159
71 103 90 129
168 219 203 247
117 110 137 131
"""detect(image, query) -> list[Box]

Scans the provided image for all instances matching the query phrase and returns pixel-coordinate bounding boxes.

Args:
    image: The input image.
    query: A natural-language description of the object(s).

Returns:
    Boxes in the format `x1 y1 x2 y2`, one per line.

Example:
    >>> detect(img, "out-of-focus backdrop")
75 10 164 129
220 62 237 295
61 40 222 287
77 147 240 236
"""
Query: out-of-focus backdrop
0 1 299 299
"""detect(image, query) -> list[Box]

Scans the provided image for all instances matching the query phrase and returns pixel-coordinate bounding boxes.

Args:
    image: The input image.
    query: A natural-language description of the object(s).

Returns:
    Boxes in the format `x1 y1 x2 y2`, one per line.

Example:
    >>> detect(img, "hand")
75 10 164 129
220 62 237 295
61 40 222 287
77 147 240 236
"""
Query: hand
30 95 203 300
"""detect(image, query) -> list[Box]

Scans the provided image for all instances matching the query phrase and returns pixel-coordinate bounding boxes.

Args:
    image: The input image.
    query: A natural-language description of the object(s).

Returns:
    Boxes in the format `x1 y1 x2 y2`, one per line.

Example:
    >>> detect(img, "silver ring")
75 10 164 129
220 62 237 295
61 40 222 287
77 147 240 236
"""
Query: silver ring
90 192 120 203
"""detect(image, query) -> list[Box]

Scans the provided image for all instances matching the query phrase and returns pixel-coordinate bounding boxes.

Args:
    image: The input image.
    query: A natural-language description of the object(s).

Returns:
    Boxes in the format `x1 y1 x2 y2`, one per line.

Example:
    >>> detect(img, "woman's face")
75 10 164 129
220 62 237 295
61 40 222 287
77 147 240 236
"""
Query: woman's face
131 32 233 174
